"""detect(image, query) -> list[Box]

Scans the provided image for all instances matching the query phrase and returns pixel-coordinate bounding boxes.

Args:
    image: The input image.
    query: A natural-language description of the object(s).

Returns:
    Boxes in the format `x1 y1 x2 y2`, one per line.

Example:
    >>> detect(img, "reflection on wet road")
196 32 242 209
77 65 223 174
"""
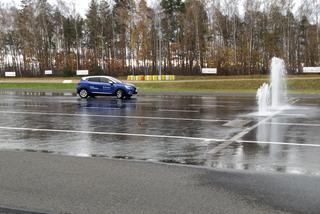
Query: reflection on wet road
0 91 320 175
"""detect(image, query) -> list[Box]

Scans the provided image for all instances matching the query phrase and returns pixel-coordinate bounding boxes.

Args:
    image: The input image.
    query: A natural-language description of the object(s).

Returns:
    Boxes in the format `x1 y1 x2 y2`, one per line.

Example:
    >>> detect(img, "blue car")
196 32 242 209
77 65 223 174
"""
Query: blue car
77 76 137 99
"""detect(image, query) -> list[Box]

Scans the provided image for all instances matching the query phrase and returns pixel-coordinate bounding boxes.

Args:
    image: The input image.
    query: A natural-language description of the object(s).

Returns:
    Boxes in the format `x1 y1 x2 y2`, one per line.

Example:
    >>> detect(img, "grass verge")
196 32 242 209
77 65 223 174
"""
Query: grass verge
0 83 77 90
0 77 319 94
134 78 320 94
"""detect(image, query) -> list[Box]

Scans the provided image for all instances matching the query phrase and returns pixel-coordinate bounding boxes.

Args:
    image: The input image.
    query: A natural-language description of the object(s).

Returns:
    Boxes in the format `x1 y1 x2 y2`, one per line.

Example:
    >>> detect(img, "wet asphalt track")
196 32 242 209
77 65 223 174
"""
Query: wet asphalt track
0 91 320 175
1 91 320 213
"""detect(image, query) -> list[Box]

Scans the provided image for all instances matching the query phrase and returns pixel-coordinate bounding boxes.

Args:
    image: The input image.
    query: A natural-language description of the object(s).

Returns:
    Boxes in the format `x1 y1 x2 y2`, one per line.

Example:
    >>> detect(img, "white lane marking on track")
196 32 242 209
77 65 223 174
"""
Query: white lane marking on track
264 122 320 127
138 99 173 102
201 97 253 101
2 99 152 106
84 107 121 110
15 105 49 108
276 113 306 117
158 109 200 113
207 111 281 154
289 98 301 105
0 110 230 123
203 101 241 104
296 104 320 107
0 126 226 142
237 140 320 148
189 104 226 107
121 102 153 106
0 125 317 148
207 99 302 154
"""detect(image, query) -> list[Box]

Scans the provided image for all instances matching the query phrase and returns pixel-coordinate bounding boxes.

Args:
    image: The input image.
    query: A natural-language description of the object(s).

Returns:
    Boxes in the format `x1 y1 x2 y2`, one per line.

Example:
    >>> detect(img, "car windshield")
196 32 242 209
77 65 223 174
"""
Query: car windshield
108 77 123 83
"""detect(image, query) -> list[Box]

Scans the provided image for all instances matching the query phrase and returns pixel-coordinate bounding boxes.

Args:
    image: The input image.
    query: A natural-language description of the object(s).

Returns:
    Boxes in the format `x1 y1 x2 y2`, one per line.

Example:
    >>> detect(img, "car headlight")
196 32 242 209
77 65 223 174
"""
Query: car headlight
125 85 132 90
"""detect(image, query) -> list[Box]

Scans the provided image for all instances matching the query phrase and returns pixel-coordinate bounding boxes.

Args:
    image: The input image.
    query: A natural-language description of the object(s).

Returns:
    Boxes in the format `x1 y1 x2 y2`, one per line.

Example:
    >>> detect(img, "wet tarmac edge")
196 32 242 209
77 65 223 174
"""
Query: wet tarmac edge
4 148 318 179
1 88 319 98
0 205 60 214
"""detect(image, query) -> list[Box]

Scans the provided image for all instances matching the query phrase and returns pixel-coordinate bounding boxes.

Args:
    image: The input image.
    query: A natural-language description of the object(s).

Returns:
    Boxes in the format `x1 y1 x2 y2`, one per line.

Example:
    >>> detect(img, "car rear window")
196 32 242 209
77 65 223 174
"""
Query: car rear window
87 77 101 82
100 78 113 84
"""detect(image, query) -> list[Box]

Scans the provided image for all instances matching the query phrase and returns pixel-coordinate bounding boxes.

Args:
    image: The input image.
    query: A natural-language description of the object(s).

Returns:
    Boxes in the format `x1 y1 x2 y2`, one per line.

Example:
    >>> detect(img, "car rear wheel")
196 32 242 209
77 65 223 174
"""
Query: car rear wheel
79 89 89 99
116 89 124 99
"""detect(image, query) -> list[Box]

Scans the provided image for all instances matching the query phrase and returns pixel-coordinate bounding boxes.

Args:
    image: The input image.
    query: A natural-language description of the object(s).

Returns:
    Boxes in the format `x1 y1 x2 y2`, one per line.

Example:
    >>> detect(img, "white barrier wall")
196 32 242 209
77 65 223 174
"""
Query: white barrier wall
76 70 89 76
303 67 320 73
45 70 53 75
202 68 217 74
62 80 73 84
5 72 16 77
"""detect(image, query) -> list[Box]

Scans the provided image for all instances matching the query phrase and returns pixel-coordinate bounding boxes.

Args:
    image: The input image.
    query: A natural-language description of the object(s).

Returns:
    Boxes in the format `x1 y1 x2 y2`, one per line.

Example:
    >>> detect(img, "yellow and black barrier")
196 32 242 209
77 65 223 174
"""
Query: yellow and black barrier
127 75 175 81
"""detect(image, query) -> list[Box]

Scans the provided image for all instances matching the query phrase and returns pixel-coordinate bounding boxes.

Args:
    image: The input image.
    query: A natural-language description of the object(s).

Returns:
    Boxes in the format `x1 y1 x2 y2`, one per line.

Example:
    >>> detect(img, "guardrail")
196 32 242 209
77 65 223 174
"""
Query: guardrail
127 75 176 81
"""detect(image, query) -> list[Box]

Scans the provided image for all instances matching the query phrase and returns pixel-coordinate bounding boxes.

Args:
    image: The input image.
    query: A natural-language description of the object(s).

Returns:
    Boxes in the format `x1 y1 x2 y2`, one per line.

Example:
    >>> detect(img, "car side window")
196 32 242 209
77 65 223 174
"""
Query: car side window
100 78 113 84
88 77 100 83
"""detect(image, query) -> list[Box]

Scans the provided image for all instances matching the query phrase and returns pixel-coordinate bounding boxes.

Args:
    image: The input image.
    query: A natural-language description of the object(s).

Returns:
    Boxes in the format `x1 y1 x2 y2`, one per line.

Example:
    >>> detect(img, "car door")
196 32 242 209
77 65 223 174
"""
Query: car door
87 77 104 94
100 77 115 94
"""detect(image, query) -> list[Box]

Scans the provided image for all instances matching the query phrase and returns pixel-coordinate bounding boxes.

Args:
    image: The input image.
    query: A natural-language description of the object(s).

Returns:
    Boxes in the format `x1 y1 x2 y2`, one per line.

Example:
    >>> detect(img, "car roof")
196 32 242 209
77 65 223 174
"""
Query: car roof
82 76 113 80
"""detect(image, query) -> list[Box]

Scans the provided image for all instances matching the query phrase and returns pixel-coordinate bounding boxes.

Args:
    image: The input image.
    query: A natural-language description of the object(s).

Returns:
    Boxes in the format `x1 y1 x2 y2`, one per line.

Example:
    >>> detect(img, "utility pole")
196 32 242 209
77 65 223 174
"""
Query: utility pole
156 9 162 79
72 1 79 71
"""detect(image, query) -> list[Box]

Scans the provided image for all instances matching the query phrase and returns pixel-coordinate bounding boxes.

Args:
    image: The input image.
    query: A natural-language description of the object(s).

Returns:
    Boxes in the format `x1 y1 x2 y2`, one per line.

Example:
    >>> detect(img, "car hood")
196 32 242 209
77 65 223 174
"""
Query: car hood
125 83 136 88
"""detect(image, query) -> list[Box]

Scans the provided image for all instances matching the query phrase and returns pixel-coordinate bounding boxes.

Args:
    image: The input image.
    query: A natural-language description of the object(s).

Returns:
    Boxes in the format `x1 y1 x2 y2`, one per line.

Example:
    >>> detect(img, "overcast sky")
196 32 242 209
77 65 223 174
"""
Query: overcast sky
1 0 159 16
1 0 303 18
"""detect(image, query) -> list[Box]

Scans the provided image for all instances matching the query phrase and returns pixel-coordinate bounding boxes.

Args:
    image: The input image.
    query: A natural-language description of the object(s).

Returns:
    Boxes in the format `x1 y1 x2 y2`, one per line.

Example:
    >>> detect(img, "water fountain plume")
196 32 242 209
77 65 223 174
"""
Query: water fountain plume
256 57 288 115
256 83 270 115
270 57 287 109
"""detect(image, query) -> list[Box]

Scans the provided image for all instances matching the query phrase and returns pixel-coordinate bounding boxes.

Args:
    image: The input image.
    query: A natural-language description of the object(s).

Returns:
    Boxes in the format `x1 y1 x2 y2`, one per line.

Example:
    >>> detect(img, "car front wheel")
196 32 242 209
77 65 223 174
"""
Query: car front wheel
116 89 124 99
79 89 89 99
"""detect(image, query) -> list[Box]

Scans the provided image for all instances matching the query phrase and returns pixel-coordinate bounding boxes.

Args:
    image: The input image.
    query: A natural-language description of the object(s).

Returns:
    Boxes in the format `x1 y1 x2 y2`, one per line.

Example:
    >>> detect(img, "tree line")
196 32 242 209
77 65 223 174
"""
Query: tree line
0 0 319 76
